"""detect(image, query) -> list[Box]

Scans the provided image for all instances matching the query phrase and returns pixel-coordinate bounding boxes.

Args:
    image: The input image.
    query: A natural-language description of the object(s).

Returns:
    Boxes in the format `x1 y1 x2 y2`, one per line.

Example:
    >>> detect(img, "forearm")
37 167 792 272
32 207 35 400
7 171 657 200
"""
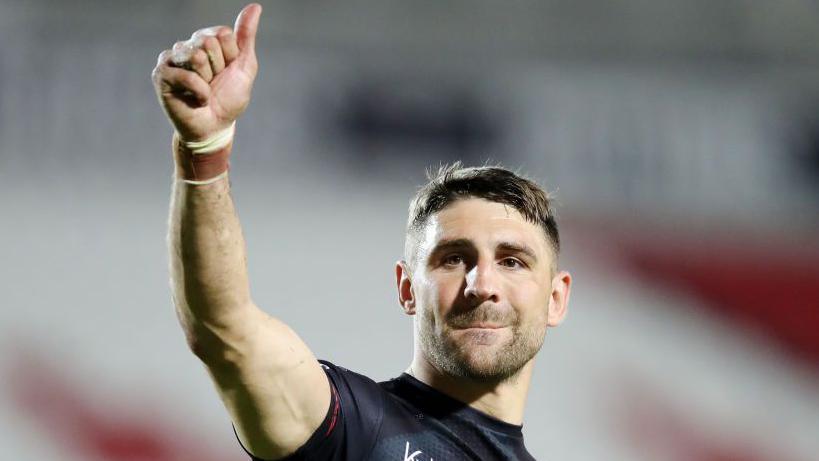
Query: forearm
168 140 253 337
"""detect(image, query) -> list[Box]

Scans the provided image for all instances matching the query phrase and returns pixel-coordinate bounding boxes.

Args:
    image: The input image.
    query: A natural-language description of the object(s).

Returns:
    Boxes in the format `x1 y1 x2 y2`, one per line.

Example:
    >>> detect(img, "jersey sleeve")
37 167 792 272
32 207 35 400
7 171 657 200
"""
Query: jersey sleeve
236 360 384 461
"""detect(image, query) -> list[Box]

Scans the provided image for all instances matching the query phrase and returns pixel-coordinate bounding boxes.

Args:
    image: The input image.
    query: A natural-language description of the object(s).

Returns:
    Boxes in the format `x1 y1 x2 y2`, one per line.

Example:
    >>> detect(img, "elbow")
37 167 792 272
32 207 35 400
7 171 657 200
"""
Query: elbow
182 319 250 369
186 332 217 363
174 298 260 367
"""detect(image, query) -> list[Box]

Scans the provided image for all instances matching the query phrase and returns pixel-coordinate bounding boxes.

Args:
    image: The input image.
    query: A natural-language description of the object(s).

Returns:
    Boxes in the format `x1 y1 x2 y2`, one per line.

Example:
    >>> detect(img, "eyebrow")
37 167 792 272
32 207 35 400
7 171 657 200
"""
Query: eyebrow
496 241 539 262
428 238 539 262
428 239 473 258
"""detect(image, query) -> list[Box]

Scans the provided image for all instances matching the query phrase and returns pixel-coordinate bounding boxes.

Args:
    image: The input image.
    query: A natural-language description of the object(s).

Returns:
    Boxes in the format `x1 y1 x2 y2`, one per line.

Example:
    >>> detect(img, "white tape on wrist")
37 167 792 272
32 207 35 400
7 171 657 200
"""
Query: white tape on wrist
181 122 236 154
180 170 228 185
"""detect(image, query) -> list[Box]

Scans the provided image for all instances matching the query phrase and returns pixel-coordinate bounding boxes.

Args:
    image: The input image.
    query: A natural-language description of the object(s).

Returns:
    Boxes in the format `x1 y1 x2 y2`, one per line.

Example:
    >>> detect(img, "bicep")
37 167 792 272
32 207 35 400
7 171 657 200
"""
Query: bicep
198 305 331 460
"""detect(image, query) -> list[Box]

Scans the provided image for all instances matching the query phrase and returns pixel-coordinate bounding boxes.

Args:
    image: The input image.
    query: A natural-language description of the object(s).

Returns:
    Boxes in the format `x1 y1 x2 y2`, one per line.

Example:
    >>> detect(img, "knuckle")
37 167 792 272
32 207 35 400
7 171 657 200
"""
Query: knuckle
208 25 229 35
216 30 235 46
202 35 219 50
216 26 233 39
192 27 210 37
152 62 168 77
193 26 220 40
156 49 171 64
152 64 173 86
190 34 205 48
190 50 205 64
170 46 193 68
169 54 186 68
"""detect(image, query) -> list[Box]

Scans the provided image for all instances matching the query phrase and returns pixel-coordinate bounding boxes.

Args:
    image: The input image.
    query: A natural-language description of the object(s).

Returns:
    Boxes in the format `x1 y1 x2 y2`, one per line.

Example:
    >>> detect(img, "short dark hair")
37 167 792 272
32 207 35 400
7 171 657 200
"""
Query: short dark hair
405 162 560 268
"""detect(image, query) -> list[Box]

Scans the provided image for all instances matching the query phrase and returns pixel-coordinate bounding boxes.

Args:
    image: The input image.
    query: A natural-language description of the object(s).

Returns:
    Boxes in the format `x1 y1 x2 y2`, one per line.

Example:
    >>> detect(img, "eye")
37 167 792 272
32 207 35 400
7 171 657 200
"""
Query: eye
499 257 524 269
443 254 464 266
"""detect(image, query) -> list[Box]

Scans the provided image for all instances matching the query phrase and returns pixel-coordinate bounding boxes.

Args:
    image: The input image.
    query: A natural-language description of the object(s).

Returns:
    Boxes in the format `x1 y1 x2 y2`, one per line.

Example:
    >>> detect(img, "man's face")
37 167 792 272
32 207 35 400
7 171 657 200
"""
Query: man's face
404 198 561 382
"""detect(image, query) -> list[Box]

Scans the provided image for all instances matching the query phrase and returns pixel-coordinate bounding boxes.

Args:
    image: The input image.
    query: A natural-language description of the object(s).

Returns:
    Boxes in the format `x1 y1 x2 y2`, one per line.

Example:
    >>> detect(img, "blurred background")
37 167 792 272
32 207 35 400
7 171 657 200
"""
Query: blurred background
1 0 818 460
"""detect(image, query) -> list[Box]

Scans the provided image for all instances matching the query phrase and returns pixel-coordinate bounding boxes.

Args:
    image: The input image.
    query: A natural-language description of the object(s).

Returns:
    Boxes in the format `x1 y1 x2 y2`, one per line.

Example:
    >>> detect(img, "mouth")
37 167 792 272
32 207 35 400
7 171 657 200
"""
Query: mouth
451 325 508 345
454 324 507 330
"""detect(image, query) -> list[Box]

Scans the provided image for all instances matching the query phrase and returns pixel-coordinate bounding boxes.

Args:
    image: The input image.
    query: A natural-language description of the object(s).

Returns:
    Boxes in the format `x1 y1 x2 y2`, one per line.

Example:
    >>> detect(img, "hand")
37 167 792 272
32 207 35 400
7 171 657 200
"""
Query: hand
152 4 262 142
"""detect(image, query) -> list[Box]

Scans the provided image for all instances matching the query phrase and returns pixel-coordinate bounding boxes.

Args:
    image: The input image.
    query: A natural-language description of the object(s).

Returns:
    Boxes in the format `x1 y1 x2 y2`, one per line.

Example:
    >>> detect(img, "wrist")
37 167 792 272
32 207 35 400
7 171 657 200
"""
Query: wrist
173 124 235 183
178 122 236 154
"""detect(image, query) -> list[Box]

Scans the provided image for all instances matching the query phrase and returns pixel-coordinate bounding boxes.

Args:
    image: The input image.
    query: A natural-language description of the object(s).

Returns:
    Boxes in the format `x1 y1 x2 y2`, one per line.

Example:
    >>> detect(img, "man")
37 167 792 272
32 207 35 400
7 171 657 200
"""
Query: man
152 4 571 460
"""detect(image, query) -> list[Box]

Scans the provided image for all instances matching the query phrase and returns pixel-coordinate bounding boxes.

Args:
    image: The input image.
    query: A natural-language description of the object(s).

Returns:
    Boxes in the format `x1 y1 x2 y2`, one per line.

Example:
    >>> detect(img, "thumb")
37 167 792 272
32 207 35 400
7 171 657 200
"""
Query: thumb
234 3 262 57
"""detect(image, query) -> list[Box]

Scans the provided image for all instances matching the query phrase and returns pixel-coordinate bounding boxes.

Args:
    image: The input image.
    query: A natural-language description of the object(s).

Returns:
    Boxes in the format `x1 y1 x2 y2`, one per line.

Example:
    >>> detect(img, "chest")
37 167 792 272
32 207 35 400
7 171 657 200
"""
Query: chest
366 400 532 461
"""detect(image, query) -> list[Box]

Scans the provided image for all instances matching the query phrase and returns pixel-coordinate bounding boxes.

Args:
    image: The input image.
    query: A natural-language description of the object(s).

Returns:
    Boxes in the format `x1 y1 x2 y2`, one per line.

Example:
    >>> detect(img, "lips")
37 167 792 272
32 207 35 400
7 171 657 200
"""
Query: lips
455 324 506 330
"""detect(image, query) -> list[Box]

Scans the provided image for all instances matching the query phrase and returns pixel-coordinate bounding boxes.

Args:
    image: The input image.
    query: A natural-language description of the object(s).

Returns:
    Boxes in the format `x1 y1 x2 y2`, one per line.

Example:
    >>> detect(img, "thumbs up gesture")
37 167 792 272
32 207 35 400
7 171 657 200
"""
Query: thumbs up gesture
152 4 262 142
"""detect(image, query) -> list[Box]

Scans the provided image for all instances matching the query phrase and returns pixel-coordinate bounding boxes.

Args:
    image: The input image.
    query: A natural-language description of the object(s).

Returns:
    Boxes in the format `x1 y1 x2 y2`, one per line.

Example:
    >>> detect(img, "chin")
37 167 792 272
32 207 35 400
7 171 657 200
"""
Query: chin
419 321 544 383
439 335 531 382
454 349 527 382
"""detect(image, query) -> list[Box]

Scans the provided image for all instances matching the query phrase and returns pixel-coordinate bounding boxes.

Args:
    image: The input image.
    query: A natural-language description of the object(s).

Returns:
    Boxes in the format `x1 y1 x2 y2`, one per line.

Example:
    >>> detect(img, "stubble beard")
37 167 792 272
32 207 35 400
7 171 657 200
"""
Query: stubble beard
418 306 547 384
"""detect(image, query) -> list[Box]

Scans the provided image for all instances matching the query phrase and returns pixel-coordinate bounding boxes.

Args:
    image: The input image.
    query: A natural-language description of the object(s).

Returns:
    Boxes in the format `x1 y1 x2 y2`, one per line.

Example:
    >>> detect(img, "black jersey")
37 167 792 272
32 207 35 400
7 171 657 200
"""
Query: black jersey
237 360 536 461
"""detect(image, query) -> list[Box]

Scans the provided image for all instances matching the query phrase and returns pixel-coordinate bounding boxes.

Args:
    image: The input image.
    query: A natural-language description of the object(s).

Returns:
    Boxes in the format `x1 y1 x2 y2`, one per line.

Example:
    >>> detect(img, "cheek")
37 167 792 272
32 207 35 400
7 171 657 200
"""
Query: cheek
417 273 462 315
505 279 549 317
432 275 463 308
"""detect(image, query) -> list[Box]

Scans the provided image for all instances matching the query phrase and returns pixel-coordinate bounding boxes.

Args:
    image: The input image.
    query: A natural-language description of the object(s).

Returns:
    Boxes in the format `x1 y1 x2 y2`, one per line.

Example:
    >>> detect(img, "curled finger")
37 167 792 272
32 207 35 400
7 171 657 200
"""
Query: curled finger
168 41 212 82
157 64 211 106
200 34 225 76
192 27 227 75
215 28 240 66
187 47 213 82
169 41 194 70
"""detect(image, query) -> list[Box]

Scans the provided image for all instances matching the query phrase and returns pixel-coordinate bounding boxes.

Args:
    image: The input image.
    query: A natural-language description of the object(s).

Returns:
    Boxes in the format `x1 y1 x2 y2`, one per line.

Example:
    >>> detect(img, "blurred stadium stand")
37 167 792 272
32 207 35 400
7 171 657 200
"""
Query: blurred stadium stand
0 1 817 460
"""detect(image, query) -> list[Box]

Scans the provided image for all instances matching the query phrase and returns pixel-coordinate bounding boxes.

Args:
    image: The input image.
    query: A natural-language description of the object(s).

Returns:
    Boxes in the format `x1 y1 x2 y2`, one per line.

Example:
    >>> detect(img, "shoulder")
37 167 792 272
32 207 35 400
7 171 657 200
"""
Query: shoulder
317 360 387 437
318 360 383 398
260 361 390 461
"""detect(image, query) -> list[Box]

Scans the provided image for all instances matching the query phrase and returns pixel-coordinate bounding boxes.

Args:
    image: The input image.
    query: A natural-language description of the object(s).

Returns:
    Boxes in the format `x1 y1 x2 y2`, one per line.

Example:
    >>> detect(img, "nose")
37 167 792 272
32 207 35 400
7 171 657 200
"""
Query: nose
464 261 500 303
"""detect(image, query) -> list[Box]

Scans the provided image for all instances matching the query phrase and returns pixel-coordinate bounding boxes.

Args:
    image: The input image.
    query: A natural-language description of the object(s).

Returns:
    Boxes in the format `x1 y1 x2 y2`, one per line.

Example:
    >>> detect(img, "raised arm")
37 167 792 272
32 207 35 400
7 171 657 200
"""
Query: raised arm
151 4 330 459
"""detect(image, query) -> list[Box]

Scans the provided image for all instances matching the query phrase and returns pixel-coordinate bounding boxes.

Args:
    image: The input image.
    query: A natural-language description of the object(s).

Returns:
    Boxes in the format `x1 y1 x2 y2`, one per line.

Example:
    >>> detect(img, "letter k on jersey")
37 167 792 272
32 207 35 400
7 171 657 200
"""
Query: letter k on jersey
404 441 434 461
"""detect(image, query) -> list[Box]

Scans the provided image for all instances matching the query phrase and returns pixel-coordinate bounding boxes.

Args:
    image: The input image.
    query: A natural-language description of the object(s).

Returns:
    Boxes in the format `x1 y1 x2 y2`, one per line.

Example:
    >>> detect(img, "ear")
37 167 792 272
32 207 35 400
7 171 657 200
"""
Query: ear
547 270 572 327
396 260 416 315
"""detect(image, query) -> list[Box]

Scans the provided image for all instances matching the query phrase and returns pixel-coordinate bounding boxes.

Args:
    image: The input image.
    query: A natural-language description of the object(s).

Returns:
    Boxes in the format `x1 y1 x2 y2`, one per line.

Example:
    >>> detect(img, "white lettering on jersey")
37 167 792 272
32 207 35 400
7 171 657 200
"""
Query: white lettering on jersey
403 441 434 461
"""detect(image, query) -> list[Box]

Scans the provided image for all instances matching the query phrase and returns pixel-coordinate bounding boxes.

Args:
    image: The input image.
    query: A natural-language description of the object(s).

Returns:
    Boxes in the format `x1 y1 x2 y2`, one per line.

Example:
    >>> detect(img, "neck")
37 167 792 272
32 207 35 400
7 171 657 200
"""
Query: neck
406 353 533 425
